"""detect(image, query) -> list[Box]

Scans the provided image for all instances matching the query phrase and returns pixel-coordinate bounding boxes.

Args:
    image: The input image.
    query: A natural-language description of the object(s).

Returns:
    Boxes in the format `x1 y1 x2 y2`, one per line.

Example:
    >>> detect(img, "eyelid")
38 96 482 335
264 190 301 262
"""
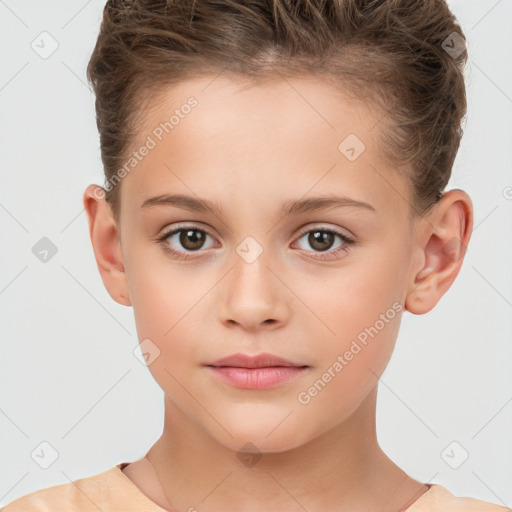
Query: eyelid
158 222 215 238
158 222 354 242
295 223 355 242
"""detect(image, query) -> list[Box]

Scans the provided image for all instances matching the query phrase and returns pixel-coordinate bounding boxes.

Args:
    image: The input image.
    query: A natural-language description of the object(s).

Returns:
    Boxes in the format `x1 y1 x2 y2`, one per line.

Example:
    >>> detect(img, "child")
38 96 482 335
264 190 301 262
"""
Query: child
2 0 509 511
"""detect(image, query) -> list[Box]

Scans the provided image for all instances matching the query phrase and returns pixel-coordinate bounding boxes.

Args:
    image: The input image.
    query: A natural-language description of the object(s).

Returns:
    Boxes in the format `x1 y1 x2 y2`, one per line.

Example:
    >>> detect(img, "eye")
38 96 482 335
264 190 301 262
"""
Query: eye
157 224 217 259
293 227 355 260
157 224 356 261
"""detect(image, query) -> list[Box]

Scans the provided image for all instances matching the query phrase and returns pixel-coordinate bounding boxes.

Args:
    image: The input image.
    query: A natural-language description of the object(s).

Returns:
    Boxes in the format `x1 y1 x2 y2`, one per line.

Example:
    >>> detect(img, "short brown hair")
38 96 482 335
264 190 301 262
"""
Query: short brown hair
86 0 468 220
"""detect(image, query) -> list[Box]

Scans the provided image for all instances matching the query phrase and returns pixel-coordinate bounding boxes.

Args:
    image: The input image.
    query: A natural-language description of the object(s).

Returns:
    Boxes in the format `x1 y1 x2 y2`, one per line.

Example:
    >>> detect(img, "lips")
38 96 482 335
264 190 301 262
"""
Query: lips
204 352 309 390
205 352 307 369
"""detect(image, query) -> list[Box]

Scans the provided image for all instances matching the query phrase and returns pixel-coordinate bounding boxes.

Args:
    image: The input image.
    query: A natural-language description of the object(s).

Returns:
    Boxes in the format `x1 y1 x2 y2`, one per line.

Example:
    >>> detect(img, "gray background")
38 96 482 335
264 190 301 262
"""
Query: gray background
1 0 511 507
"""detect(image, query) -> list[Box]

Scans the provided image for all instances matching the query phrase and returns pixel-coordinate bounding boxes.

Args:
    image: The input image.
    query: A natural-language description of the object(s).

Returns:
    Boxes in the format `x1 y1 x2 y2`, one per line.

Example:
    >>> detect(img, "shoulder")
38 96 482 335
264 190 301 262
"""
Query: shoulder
406 484 511 512
1 466 123 512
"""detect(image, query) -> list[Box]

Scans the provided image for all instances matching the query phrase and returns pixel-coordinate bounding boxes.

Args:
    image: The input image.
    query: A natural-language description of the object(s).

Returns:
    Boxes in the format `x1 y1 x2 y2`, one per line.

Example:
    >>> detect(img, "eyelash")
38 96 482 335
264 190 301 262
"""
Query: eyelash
156 224 356 261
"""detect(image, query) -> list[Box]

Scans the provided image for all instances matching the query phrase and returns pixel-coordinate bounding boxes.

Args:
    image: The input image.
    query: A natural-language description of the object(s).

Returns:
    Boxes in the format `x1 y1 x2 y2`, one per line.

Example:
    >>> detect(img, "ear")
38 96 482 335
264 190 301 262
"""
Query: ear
83 184 132 306
405 189 473 314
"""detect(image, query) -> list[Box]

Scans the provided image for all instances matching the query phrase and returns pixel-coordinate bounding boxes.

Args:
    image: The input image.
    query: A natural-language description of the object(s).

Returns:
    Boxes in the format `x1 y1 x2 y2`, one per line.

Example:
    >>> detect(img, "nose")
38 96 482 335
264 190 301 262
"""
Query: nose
218 247 290 332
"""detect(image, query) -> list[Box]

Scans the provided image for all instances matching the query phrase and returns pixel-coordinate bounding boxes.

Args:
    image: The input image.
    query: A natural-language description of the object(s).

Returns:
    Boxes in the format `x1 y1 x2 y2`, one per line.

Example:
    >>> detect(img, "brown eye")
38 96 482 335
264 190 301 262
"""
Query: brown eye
159 225 216 255
307 230 336 252
177 229 207 251
294 227 355 261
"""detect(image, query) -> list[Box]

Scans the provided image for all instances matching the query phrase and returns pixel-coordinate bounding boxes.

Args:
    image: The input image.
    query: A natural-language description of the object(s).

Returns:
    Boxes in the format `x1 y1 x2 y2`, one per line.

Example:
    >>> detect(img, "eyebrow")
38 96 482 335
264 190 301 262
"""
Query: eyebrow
140 193 376 216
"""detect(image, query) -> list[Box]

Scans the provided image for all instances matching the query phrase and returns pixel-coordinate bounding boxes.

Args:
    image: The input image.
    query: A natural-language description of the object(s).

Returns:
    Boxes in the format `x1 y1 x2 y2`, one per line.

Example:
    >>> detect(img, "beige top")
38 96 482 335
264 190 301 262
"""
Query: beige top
1 462 510 511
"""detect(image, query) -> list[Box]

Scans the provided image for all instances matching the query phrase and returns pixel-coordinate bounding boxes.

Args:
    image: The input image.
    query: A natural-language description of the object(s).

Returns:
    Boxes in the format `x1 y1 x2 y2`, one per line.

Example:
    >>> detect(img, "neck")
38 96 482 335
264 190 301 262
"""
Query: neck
145 386 428 512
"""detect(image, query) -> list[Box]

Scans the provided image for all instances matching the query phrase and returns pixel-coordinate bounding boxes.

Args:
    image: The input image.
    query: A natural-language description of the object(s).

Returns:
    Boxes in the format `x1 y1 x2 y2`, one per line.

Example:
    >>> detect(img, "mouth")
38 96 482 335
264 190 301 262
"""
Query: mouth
204 352 309 390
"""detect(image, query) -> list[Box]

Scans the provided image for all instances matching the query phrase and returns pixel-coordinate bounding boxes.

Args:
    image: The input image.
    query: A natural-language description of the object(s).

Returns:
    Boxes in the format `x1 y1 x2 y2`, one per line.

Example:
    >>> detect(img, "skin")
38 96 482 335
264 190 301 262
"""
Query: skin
83 74 473 512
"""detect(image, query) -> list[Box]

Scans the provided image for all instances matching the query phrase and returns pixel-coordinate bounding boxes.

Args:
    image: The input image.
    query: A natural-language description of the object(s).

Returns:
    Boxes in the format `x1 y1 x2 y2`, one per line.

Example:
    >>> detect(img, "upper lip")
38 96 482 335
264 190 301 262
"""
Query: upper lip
206 352 307 368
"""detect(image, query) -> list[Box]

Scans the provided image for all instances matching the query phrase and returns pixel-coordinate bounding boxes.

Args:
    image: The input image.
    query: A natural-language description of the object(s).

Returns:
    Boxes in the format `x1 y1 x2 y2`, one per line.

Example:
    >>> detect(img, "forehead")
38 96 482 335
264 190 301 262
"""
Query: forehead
138 73 378 148
121 74 410 220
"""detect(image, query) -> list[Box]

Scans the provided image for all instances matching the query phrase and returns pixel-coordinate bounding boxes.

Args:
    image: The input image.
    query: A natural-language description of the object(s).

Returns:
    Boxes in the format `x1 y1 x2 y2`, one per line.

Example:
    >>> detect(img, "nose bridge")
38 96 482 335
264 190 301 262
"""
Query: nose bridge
218 235 289 329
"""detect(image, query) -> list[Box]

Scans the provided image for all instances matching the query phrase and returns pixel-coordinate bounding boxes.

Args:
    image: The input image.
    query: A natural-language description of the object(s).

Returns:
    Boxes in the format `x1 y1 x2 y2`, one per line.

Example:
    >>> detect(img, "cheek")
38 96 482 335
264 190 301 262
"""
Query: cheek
126 254 213 378
289 248 407 406
293 285 402 429
128 270 202 402
297 252 405 346
301 285 401 380
125 242 202 336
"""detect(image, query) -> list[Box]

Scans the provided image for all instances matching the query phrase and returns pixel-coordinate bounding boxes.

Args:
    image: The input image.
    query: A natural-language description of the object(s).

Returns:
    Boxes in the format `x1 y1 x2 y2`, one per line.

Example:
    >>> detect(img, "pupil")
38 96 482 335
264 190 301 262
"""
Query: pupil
309 231 333 251
180 229 205 250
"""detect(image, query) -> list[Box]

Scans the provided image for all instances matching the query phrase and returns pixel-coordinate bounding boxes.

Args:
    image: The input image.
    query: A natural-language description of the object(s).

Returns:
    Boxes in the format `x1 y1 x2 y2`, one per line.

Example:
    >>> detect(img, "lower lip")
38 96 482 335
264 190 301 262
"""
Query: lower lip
205 366 308 390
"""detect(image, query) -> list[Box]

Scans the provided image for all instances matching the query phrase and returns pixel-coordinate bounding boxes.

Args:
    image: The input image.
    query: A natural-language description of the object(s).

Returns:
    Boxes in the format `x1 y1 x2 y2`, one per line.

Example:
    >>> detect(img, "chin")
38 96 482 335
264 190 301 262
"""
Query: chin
208 416 314 456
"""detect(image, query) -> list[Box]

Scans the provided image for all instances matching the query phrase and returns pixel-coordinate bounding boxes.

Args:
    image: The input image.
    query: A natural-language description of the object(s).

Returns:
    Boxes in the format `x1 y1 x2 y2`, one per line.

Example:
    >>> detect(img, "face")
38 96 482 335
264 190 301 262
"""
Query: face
116 74 419 452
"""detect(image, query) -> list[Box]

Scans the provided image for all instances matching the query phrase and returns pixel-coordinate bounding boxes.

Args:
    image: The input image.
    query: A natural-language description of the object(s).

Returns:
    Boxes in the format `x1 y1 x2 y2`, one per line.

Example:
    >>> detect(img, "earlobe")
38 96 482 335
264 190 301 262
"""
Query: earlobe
405 190 473 315
83 184 132 307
